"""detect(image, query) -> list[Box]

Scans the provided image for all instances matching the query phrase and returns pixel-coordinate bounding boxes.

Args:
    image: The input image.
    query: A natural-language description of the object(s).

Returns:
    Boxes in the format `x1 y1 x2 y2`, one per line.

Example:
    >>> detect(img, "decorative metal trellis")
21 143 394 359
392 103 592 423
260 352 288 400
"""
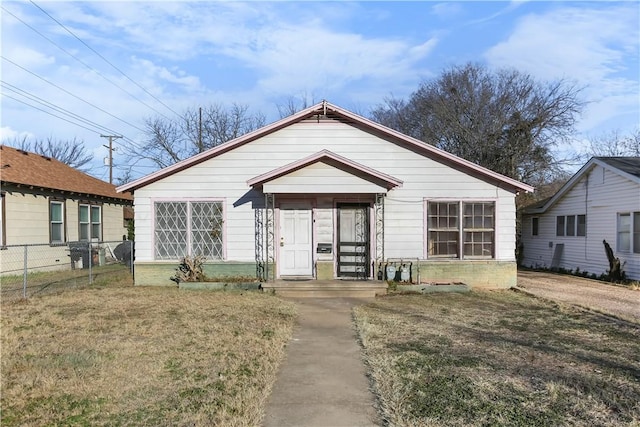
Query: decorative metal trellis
375 193 385 275
255 193 275 281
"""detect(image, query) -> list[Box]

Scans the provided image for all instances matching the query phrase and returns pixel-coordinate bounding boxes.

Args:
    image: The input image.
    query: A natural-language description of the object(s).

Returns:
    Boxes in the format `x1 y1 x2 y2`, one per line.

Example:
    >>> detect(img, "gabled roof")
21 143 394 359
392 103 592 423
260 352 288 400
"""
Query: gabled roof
524 156 640 214
117 101 533 194
247 149 403 191
0 145 133 203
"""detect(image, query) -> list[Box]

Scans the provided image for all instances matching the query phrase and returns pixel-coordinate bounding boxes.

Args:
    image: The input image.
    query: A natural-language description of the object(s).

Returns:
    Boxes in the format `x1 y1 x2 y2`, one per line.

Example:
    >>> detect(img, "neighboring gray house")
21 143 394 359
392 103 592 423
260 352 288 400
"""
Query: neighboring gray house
118 101 533 289
521 157 640 280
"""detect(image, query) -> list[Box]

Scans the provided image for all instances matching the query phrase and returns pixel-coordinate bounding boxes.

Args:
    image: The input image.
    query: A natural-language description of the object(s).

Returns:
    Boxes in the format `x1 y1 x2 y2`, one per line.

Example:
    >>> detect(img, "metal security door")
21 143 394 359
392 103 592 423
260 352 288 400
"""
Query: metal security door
279 208 313 276
337 204 369 279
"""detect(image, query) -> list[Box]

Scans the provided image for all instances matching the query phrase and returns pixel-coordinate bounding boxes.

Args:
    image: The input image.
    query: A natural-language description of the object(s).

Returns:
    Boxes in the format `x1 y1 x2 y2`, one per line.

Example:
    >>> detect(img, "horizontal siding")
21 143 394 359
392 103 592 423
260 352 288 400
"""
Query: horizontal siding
522 164 640 279
4 192 127 245
135 121 518 263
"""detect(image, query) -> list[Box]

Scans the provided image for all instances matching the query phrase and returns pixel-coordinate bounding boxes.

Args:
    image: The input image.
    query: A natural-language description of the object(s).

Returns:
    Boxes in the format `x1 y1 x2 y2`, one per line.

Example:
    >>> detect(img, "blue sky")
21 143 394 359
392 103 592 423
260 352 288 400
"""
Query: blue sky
1 1 638 181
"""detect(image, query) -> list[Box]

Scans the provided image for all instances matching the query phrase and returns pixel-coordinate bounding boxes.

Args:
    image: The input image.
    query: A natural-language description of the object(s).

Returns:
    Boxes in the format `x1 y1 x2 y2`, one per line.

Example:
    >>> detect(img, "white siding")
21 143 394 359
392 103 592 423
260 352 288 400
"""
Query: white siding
522 164 640 280
134 121 518 263
263 162 386 194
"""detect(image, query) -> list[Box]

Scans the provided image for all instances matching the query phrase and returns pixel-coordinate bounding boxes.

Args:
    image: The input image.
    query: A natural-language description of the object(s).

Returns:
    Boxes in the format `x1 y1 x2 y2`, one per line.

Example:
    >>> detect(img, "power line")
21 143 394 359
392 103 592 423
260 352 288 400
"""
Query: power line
29 0 183 120
1 5 176 123
2 81 144 152
1 56 146 133
2 93 103 135
2 81 122 136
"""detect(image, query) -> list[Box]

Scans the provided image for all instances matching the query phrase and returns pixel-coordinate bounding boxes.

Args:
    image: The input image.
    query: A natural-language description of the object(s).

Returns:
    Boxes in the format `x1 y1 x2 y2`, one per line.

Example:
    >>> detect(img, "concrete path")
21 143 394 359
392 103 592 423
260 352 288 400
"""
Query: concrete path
263 298 379 427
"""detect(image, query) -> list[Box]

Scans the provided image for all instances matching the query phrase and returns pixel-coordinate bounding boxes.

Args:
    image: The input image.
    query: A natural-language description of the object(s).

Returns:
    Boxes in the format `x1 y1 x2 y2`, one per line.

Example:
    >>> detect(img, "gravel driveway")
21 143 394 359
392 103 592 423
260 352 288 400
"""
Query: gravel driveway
517 270 640 323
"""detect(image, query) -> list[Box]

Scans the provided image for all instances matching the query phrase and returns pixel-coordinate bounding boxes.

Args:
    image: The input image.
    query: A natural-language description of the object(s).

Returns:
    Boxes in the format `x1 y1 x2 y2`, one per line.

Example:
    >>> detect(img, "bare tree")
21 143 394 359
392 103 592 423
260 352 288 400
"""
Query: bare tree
125 103 266 170
586 128 640 157
276 93 317 118
6 136 93 170
370 63 585 187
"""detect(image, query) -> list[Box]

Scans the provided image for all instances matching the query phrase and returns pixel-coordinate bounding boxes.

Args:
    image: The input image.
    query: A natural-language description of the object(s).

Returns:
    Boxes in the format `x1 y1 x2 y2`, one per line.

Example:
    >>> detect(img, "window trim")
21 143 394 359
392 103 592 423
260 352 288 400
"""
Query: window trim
49 198 66 244
424 199 496 260
617 212 637 253
78 202 103 241
531 217 539 237
152 198 226 261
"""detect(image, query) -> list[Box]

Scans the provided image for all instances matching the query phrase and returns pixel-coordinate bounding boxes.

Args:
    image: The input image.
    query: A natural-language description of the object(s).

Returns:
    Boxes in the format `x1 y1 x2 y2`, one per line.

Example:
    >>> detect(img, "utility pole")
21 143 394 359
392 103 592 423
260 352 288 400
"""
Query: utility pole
101 135 122 184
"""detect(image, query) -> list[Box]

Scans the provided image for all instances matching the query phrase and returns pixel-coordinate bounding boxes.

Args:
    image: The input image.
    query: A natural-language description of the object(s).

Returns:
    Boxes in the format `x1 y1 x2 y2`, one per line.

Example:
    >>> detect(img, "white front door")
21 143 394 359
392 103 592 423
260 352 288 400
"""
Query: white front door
279 208 313 276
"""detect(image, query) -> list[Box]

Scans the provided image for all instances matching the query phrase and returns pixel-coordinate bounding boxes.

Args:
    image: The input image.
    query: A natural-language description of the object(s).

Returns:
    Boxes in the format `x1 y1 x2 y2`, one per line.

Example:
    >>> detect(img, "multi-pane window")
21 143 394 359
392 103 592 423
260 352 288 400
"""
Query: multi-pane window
79 204 101 241
154 201 224 260
50 200 64 243
463 202 495 258
556 215 586 237
427 201 495 259
427 202 459 257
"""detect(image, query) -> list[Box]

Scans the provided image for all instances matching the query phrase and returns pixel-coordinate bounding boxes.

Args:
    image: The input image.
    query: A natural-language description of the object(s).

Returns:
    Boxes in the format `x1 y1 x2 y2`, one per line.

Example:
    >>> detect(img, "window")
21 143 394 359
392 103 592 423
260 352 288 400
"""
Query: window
566 215 575 236
556 215 586 237
556 216 565 236
531 217 539 236
463 202 494 258
50 200 65 243
154 201 224 260
427 201 494 259
427 202 459 257
577 215 586 237
634 212 640 254
616 212 640 253
79 204 101 241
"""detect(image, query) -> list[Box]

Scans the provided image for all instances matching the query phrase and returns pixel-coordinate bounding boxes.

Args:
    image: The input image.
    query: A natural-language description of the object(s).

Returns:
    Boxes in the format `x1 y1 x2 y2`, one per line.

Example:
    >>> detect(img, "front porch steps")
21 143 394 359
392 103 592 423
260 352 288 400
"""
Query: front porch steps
262 279 388 298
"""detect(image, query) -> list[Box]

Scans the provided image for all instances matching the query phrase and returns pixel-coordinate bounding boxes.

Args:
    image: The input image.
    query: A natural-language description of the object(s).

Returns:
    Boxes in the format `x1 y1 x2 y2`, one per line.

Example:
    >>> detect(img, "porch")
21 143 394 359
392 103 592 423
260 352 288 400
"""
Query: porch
262 279 388 298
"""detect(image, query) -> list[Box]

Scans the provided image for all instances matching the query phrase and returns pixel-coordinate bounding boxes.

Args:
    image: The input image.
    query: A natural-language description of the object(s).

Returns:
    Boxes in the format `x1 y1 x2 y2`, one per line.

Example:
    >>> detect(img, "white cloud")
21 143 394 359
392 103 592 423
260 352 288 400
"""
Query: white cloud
485 4 639 133
0 127 34 143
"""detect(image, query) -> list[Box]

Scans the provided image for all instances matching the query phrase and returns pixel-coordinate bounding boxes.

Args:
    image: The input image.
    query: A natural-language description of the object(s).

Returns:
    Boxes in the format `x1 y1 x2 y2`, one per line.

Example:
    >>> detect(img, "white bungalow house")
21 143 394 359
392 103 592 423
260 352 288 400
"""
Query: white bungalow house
117 101 533 289
521 157 640 280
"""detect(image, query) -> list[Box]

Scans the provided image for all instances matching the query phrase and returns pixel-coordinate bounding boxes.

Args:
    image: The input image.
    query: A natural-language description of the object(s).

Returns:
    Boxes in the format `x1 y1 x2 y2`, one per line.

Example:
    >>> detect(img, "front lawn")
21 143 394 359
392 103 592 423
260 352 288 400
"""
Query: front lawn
354 291 640 427
1 285 297 426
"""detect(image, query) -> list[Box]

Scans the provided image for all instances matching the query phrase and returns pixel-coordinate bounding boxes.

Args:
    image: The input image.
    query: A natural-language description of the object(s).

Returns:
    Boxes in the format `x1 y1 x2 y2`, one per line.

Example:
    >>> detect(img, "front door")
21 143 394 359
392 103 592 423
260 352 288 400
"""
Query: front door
337 204 370 279
279 208 313 277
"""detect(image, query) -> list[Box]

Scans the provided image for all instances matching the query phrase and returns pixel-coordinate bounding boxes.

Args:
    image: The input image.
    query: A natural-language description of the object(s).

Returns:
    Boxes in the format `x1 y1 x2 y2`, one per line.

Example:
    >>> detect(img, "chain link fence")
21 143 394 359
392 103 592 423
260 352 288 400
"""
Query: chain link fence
1 240 134 302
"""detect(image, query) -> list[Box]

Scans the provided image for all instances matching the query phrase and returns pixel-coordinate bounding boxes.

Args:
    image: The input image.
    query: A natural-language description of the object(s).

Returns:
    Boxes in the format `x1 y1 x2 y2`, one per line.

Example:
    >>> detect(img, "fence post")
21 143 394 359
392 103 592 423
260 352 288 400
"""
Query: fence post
88 241 93 285
22 245 28 299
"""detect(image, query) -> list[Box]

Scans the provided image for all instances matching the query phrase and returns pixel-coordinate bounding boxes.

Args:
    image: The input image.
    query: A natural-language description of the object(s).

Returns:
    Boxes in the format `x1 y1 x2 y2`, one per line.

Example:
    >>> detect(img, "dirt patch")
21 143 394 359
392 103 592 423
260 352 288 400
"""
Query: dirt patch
517 270 640 323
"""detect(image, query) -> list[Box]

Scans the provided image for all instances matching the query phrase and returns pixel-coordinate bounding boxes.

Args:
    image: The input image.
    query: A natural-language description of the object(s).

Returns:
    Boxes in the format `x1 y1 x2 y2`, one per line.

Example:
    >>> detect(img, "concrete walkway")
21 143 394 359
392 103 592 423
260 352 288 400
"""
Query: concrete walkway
263 298 379 427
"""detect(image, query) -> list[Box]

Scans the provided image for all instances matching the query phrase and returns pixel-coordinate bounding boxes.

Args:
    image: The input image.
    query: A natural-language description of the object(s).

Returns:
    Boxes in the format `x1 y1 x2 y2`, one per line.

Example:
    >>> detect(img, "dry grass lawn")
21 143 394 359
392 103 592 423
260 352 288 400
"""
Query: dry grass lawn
1 284 296 426
354 291 640 427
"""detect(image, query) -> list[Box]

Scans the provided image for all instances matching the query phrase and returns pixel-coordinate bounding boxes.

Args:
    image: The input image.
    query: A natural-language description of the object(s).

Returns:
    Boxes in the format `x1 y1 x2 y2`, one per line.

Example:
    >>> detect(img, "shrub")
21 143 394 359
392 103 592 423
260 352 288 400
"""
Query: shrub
170 255 206 284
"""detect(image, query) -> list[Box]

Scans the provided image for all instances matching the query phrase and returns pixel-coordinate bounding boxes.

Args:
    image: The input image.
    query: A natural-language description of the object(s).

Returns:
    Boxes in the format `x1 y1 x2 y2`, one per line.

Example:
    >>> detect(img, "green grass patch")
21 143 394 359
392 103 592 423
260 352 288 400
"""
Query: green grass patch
354 291 640 427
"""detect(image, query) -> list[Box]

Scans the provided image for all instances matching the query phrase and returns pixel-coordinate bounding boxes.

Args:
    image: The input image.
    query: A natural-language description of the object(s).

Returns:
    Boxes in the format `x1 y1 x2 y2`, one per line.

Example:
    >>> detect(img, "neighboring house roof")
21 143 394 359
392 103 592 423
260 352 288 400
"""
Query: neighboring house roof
0 145 133 203
117 101 533 194
247 149 403 191
524 156 640 214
